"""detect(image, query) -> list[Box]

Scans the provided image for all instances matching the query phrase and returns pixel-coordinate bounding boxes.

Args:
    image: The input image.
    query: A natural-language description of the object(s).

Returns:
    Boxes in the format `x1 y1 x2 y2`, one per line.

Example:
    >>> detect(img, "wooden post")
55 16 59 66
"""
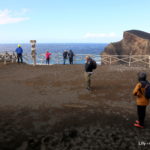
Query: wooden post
149 55 150 68
129 55 131 67
109 56 112 65
30 40 36 66
4 52 7 65
4 56 6 64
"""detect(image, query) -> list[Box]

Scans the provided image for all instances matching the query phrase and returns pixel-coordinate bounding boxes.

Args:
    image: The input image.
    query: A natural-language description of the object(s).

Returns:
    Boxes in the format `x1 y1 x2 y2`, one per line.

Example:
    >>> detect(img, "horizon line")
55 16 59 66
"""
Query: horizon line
0 42 109 44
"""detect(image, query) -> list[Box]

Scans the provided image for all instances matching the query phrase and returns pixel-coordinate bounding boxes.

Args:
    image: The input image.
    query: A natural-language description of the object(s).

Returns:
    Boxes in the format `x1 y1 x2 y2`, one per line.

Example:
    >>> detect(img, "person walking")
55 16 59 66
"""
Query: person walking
133 72 149 128
84 56 97 90
68 50 74 64
15 44 23 63
45 51 52 65
63 50 68 65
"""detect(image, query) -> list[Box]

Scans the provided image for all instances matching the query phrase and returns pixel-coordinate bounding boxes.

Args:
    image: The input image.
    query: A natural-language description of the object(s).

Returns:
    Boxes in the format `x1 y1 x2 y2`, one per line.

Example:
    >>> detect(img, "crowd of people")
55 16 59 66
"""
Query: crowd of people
63 50 75 65
14 44 150 129
15 45 75 65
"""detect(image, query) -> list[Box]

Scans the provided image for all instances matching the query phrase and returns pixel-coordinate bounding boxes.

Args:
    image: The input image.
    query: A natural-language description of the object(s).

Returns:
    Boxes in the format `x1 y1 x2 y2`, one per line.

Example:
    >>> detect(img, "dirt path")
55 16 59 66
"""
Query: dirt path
0 63 150 150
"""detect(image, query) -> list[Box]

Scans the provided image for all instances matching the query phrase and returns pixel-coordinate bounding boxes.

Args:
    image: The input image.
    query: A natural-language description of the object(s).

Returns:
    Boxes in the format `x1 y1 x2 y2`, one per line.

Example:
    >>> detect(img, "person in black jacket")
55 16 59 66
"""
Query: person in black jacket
84 56 94 90
63 50 68 65
68 50 74 64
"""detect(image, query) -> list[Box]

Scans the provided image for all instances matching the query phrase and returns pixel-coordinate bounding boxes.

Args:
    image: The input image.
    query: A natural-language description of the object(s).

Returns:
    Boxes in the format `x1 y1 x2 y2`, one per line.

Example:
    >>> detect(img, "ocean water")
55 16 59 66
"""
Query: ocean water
0 43 107 54
0 43 107 64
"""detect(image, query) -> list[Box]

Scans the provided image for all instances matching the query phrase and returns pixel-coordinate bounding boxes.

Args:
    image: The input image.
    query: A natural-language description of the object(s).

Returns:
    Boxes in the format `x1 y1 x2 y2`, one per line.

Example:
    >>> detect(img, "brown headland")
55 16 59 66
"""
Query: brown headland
102 30 150 56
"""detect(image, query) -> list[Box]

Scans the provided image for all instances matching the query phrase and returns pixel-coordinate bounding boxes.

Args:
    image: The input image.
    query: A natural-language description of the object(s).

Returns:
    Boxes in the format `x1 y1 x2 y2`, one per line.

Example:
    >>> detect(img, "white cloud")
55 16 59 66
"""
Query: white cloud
83 32 117 38
0 9 29 25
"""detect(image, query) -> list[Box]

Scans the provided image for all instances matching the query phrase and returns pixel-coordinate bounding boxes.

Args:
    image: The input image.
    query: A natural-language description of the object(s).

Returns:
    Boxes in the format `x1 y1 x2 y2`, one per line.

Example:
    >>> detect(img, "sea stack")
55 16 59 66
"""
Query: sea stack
102 30 150 56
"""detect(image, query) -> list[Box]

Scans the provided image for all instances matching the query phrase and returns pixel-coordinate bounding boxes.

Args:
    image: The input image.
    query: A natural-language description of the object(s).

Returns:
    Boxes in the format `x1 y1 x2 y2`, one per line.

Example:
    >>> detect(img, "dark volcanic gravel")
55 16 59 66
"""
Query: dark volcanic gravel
0 63 150 150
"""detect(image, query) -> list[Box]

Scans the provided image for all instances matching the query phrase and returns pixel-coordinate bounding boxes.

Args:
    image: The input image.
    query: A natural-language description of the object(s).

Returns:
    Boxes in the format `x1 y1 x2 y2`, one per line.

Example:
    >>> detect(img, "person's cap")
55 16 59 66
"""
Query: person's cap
18 44 21 47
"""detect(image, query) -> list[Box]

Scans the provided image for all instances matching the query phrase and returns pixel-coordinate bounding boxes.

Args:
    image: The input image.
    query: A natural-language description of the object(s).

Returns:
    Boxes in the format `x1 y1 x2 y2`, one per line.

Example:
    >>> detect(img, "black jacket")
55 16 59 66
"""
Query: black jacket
63 51 68 59
85 59 93 72
68 50 74 58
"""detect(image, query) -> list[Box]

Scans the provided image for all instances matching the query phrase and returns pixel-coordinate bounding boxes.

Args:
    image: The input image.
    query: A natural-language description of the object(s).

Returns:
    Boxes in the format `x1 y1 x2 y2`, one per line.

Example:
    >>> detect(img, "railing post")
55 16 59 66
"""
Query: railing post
11 58 13 63
109 56 112 65
149 55 150 68
4 56 6 64
129 55 131 67
4 52 7 65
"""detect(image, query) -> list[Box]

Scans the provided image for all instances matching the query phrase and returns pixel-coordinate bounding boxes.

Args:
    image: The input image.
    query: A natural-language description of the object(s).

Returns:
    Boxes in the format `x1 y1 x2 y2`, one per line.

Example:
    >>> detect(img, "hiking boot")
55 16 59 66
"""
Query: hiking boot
134 123 144 128
135 120 140 124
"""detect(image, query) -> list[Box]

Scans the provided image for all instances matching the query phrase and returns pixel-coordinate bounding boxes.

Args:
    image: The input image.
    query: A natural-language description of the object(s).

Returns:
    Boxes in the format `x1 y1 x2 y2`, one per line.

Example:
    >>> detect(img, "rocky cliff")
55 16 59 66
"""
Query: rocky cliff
102 30 150 56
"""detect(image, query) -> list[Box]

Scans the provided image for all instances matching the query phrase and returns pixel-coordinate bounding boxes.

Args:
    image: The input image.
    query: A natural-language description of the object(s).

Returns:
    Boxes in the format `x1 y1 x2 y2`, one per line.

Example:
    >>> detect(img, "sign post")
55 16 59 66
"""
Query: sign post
30 40 36 66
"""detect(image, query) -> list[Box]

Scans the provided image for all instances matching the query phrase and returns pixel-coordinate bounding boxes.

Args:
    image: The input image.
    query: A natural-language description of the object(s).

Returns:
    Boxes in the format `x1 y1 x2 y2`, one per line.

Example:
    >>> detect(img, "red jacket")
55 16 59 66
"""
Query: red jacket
45 52 52 59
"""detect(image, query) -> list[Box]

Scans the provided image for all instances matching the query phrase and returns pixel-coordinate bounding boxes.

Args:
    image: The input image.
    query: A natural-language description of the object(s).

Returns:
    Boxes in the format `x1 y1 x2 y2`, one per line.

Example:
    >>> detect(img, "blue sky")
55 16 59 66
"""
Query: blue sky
0 0 150 43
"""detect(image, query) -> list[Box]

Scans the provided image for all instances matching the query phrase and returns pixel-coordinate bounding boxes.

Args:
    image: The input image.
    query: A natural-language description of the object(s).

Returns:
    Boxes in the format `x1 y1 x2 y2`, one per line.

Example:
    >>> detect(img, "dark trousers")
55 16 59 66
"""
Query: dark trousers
137 105 146 126
69 57 73 64
46 58 50 64
17 54 23 63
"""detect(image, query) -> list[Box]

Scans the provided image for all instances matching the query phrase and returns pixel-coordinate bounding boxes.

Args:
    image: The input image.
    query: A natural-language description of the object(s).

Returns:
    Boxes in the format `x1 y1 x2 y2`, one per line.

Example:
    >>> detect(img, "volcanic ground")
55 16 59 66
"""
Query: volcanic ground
0 63 150 150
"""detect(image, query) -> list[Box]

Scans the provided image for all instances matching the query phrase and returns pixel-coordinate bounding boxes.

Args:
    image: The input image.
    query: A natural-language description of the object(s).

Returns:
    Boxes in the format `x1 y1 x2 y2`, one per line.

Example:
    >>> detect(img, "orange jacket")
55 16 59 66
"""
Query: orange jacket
133 83 149 106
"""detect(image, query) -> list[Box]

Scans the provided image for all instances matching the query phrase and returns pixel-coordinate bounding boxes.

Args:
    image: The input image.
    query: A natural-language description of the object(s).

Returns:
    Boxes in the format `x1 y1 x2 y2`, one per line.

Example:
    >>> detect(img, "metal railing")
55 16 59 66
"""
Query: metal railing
23 53 101 65
1 51 150 67
101 55 150 67
0 52 101 65
0 51 17 64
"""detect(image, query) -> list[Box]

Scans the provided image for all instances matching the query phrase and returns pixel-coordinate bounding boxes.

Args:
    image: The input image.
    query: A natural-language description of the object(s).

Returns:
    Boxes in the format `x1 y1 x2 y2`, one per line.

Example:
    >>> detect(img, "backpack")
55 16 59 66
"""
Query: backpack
91 59 97 69
145 83 150 99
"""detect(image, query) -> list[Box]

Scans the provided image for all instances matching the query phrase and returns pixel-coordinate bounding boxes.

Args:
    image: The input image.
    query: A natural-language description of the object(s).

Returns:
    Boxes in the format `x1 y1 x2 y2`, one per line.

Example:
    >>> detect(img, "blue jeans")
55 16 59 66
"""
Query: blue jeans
63 58 67 64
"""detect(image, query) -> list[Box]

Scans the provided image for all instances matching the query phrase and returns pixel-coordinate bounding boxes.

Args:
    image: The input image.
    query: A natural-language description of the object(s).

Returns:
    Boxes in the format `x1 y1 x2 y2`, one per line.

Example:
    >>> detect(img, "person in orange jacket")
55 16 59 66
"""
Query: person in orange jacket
133 72 149 128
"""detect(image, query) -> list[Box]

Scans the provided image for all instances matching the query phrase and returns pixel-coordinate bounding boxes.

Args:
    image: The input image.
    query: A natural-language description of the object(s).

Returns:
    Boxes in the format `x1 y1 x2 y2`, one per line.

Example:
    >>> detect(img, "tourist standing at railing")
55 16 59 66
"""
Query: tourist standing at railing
45 51 52 65
15 44 23 63
63 50 68 65
68 50 75 64
84 56 97 90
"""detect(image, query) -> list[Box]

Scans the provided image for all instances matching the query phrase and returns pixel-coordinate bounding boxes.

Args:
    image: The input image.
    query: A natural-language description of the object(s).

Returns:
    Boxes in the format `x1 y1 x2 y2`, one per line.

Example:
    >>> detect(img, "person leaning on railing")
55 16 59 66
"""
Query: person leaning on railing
68 50 75 64
63 50 68 65
15 44 23 63
45 51 52 65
